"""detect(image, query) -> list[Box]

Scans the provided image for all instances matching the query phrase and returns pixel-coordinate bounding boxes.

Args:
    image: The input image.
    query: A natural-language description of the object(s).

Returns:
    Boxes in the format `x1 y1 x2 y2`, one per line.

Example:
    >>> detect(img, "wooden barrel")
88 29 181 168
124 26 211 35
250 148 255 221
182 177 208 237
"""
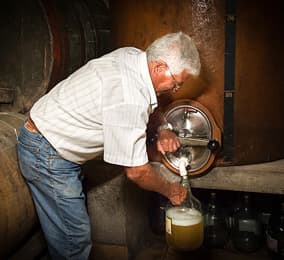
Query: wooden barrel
0 112 38 258
110 0 284 166
0 0 111 113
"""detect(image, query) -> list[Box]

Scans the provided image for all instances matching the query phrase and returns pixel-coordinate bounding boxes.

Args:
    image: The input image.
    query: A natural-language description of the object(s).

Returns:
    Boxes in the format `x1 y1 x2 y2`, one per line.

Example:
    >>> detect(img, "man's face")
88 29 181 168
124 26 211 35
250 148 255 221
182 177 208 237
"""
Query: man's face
148 61 190 96
155 68 190 96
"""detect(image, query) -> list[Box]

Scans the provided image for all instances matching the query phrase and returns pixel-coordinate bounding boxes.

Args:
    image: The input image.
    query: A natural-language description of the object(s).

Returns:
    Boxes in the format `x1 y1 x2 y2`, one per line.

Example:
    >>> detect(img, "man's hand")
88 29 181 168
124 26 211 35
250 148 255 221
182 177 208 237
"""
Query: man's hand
125 163 187 205
156 129 180 155
168 182 187 205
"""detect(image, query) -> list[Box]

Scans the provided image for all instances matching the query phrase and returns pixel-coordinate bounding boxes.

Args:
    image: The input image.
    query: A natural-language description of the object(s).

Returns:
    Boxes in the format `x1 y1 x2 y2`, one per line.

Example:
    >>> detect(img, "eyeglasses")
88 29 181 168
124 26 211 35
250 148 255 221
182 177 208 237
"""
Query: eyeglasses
168 70 183 91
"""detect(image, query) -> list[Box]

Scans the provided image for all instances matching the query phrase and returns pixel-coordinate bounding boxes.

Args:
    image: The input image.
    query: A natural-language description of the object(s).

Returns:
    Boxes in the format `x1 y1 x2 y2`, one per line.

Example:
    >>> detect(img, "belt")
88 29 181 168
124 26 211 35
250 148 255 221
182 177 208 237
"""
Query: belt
24 115 40 134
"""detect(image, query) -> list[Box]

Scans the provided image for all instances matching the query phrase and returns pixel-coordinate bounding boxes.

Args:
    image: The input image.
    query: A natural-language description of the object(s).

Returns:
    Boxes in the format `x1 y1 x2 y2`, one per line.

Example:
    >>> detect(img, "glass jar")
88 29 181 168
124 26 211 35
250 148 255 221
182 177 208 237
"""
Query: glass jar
204 192 229 248
165 175 204 251
266 202 284 259
231 193 262 253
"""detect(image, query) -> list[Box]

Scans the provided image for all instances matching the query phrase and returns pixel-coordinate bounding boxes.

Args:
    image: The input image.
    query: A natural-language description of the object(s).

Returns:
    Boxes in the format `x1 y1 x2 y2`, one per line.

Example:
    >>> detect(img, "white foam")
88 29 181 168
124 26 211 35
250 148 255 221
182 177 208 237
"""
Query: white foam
166 207 202 226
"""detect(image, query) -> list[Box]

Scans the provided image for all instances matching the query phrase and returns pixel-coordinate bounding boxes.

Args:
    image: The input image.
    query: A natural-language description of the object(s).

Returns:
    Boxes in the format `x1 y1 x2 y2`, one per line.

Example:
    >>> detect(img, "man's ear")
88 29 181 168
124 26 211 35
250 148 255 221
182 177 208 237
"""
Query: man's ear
153 60 168 74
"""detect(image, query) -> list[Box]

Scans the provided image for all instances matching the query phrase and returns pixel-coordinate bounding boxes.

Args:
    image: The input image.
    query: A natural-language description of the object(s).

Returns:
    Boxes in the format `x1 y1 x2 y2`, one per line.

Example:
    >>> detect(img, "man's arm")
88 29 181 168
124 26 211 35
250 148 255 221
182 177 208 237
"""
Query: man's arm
124 163 186 205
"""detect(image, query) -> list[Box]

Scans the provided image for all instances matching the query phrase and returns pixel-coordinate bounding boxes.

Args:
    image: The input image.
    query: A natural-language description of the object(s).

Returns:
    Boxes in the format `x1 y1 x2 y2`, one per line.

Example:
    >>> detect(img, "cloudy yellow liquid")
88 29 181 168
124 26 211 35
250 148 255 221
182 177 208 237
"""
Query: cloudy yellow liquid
166 207 204 251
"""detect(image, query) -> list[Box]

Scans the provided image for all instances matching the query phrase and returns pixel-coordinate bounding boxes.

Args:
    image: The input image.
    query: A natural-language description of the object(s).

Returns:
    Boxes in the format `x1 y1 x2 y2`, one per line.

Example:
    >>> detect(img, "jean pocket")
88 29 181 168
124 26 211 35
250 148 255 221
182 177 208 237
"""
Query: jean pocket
18 129 41 153
17 141 40 182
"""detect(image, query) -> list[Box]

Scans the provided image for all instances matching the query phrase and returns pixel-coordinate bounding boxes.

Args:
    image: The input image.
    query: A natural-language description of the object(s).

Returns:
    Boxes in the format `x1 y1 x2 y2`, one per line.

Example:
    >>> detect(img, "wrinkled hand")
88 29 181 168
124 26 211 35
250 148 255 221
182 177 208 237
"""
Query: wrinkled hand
168 182 187 205
156 129 180 155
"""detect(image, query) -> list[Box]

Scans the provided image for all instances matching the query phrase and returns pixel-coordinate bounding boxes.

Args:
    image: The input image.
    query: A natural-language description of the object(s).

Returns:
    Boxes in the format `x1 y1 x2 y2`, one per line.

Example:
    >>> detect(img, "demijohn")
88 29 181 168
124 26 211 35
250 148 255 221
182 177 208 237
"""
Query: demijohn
266 202 284 259
204 192 229 248
165 156 204 251
231 193 262 253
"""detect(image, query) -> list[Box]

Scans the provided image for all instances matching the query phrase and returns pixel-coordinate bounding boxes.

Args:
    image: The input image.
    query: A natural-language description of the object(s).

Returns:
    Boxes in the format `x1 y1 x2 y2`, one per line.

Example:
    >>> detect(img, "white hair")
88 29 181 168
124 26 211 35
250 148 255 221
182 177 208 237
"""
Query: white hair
146 32 201 76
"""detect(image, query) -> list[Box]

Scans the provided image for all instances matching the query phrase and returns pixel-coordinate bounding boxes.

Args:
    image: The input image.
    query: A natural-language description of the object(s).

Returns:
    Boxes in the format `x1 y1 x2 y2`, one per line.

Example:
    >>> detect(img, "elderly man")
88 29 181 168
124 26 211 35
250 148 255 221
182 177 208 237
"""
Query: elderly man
17 31 200 259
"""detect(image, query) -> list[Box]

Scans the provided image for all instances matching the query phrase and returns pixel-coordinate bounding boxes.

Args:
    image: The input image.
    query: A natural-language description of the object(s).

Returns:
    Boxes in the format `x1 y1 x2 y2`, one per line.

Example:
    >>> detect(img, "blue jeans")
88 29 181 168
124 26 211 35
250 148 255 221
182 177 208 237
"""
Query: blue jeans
17 124 92 260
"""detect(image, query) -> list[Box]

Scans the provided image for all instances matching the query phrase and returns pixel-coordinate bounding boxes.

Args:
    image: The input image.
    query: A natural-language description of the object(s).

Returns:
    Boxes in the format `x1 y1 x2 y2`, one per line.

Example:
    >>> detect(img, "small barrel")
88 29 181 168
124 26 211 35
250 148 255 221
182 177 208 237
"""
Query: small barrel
0 112 38 258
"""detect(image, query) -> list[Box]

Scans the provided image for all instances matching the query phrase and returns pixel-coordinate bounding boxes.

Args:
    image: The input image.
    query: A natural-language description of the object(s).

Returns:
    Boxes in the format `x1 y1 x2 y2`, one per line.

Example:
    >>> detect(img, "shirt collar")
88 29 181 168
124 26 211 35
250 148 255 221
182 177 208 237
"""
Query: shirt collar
138 51 158 112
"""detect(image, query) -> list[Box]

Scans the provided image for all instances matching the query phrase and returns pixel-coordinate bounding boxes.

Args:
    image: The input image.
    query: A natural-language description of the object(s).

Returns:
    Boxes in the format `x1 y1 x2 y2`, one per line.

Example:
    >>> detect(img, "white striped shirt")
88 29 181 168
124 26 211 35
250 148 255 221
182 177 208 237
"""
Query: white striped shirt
30 47 157 165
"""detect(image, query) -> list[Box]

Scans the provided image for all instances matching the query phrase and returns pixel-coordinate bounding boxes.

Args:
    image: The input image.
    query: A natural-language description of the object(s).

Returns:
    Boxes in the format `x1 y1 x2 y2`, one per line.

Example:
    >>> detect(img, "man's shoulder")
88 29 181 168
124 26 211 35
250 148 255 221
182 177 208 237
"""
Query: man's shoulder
102 47 142 57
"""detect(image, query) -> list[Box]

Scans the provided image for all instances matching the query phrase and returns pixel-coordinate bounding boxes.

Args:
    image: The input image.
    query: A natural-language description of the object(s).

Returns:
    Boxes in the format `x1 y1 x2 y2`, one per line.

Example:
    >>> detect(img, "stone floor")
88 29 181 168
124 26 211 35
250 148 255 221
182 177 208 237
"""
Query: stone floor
135 244 271 260
7 229 272 260
90 234 271 260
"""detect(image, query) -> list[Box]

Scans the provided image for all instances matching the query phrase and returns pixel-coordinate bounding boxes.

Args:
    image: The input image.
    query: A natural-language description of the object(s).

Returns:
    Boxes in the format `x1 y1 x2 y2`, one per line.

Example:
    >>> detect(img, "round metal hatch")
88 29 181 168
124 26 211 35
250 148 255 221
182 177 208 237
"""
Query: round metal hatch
161 99 221 176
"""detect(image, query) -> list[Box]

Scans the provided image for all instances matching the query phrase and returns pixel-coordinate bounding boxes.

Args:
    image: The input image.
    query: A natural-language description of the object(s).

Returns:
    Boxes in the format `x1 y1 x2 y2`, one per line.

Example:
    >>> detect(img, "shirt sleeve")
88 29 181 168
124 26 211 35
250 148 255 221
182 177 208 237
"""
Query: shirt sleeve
102 103 149 166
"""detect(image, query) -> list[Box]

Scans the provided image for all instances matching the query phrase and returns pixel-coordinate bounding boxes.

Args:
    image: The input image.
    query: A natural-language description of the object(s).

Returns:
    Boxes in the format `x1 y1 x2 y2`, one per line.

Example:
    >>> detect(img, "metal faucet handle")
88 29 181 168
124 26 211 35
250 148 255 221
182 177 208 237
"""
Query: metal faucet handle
176 145 190 158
